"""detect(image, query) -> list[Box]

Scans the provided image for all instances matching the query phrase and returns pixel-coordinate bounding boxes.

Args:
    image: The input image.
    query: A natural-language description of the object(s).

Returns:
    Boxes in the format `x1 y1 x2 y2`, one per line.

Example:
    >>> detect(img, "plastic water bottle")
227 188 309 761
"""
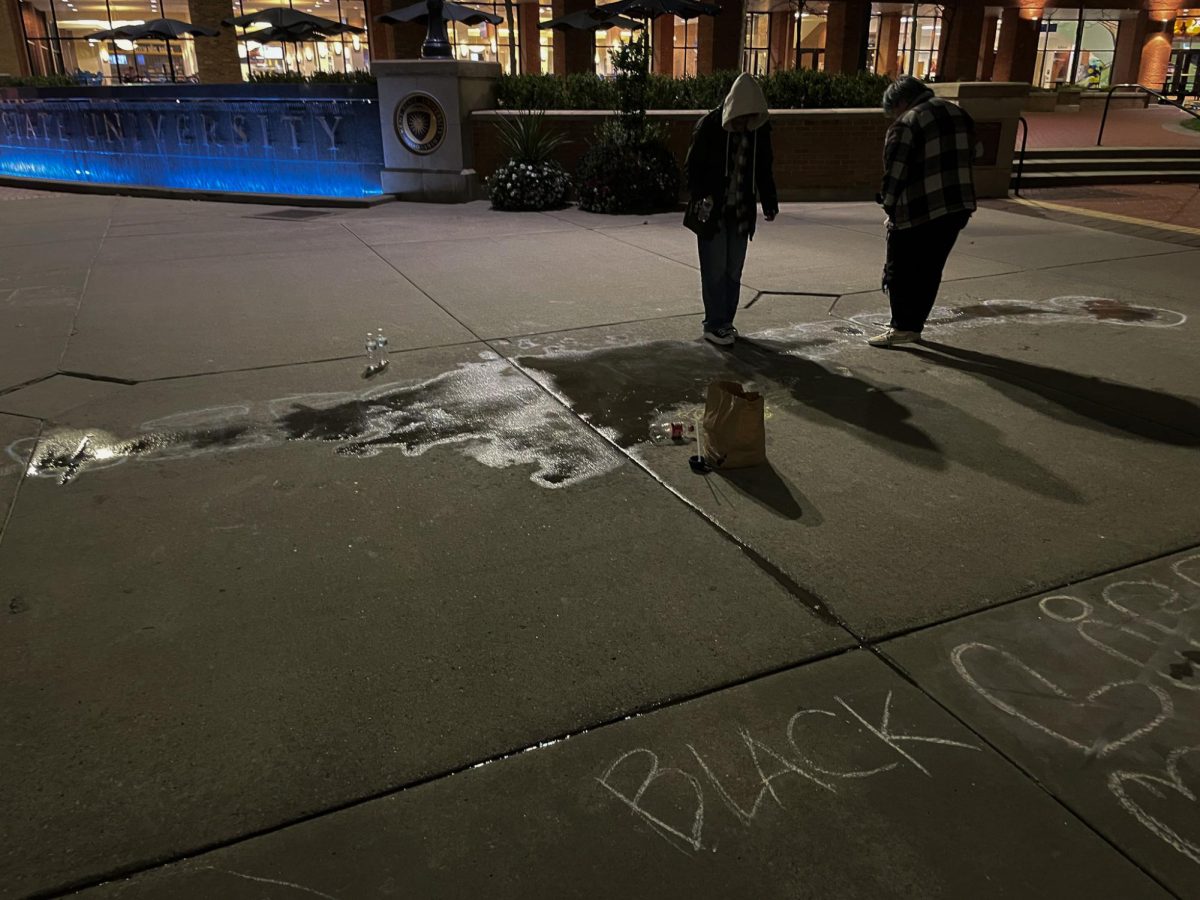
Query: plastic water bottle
376 328 389 368
365 332 378 368
650 421 695 444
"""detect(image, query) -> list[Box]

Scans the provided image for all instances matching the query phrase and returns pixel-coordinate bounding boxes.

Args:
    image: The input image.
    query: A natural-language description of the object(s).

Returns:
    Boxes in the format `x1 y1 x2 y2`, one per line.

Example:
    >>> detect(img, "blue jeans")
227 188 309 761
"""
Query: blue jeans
697 221 749 331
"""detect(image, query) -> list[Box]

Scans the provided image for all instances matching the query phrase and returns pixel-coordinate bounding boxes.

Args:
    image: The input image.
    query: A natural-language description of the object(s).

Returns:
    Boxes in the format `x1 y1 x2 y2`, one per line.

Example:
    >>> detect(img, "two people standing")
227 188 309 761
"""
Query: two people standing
683 73 976 349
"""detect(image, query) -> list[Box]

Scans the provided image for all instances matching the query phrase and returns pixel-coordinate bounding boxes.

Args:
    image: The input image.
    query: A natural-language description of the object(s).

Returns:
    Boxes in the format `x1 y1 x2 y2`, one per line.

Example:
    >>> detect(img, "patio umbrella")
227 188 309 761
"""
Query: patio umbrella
240 23 364 73
230 12 364 74
375 2 503 28
595 0 719 19
539 10 644 31
223 8 344 28
106 19 220 83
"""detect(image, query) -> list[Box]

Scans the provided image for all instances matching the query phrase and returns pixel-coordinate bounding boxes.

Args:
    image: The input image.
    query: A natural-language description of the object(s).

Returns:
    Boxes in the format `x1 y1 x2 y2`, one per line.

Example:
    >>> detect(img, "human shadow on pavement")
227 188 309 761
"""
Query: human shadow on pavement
909 342 1200 447
519 336 1080 502
734 338 1082 503
728 338 945 467
716 463 823 525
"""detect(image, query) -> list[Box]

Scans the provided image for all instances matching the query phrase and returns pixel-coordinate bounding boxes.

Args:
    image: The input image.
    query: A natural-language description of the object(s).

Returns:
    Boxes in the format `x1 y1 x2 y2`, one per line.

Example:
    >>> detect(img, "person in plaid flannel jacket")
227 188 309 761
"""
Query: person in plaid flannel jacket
870 75 977 347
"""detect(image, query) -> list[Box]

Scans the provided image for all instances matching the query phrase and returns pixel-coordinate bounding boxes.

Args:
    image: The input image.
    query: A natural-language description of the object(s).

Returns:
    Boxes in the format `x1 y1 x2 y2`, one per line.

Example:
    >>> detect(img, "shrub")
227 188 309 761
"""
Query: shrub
575 120 680 214
487 111 571 211
248 71 376 84
0 74 78 87
575 41 680 216
488 160 572 211
498 68 891 111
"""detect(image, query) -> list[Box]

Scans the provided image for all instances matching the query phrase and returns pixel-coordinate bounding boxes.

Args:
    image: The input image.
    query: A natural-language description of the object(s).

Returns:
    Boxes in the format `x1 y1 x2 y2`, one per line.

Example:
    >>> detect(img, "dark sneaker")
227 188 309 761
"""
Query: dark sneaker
704 326 736 347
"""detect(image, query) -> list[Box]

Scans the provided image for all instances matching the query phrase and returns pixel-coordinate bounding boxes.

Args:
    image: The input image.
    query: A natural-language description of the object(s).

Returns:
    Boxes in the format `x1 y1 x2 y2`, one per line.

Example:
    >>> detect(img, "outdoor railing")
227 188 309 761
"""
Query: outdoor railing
1013 115 1029 197
1097 83 1200 146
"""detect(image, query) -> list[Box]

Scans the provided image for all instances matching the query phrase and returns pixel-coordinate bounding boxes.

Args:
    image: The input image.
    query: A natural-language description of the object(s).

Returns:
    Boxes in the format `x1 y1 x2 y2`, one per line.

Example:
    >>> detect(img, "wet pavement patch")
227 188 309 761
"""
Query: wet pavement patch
13 359 622 489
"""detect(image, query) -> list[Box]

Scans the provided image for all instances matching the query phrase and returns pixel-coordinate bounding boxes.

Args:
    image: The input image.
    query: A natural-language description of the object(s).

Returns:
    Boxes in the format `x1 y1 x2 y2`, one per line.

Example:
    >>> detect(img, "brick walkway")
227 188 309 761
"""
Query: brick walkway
1021 105 1200 148
986 183 1200 248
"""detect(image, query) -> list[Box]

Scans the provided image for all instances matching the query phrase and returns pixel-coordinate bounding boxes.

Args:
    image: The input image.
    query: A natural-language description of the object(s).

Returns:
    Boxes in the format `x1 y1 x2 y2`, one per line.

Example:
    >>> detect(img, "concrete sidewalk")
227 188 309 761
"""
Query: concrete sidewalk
1 190 1197 899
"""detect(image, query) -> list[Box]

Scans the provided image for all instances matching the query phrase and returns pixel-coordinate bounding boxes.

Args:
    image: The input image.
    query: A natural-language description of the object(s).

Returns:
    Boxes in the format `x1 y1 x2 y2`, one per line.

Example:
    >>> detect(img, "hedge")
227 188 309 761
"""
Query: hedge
496 69 891 111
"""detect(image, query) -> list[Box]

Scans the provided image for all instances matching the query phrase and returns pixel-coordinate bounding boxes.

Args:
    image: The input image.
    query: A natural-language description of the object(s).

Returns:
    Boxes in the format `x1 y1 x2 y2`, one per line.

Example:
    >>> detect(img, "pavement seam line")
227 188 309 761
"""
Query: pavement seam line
871 644 1182 899
35 534 1200 898
55 208 113 372
1016 197 1200 237
31 643 859 900
0 419 44 549
338 222 488 345
867 539 1200 646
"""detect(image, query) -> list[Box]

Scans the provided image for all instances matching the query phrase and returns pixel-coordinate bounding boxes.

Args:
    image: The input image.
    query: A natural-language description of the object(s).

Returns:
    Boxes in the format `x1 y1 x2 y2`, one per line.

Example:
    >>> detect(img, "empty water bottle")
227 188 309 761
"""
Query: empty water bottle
650 421 696 444
376 328 389 368
365 332 378 368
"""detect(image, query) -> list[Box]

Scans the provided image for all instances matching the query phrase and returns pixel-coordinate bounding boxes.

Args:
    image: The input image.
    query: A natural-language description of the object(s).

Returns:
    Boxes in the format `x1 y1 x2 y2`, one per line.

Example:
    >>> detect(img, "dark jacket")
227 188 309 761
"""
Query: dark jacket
684 109 779 239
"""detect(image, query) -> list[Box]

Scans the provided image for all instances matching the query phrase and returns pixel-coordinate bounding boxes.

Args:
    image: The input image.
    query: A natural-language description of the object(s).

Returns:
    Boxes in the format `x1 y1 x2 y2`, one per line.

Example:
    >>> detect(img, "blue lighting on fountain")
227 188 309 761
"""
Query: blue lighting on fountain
0 95 384 199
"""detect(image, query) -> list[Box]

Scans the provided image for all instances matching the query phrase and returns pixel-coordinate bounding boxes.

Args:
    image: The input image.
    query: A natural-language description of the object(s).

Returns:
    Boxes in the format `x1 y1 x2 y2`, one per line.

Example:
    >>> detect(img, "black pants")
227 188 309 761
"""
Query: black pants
884 211 971 332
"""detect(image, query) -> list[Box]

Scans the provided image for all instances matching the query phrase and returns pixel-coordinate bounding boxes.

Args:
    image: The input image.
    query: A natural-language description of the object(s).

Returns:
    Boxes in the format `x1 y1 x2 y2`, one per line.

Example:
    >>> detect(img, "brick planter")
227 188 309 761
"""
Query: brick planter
472 108 890 202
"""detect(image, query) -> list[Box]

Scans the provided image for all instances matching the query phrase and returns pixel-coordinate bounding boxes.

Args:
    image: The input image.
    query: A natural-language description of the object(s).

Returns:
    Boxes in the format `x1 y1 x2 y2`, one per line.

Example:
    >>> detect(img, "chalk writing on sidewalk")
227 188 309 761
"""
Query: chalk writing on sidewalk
597 690 978 854
950 554 1200 868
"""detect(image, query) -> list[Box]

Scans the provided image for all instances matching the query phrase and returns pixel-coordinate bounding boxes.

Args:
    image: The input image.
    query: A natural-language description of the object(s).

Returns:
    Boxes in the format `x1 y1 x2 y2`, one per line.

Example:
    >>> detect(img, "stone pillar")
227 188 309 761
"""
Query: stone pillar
519 3 542 74
653 16 674 75
978 15 998 81
769 11 792 72
556 0 594 74
931 81 1029 197
825 0 870 75
1139 14 1177 90
189 0 243 82
993 7 1040 84
374 59 501 201
876 12 901 77
937 0 985 82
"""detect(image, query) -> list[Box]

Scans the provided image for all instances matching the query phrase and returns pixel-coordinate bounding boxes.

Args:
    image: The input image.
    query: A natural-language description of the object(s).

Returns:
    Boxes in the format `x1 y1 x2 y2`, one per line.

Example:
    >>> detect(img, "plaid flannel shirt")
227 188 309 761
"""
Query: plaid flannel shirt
879 97 977 230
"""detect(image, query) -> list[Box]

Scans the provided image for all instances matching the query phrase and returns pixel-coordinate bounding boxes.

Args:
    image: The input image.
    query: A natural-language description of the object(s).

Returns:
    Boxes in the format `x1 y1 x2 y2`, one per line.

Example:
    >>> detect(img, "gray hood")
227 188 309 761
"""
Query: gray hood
722 73 770 132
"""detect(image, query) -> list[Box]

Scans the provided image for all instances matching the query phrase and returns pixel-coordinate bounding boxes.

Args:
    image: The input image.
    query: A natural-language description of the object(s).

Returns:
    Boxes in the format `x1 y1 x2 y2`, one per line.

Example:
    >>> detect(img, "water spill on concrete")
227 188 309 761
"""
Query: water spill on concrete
15 360 622 489
11 295 1185 487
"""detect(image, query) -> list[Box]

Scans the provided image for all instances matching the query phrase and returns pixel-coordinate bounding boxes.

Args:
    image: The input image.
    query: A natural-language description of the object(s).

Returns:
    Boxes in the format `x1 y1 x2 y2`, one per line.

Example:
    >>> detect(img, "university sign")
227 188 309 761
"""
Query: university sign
0 95 385 199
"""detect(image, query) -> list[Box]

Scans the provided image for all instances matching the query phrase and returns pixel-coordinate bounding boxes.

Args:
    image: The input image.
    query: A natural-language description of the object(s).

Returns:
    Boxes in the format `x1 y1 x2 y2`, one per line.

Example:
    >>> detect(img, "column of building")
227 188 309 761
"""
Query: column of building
189 0 242 83
350 0 1187 94
937 0 986 81
824 0 869 74
2 0 30 77
768 8 793 73
652 17 673 76
876 10 902 77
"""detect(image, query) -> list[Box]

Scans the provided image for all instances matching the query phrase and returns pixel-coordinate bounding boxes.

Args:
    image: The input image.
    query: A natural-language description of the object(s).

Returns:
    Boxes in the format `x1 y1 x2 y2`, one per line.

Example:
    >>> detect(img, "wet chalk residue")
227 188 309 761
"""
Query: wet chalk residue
12 359 622 488
519 294 1189 447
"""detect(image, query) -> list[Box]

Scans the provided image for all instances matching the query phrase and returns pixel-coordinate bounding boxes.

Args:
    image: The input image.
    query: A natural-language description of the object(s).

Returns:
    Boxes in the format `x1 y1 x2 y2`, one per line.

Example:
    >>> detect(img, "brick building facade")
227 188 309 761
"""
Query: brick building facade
4 0 1197 93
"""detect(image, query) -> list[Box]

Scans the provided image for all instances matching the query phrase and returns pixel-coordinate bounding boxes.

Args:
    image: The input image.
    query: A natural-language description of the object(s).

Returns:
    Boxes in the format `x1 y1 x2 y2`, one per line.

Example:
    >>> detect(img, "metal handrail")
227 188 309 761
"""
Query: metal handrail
1013 115 1029 196
1097 83 1200 147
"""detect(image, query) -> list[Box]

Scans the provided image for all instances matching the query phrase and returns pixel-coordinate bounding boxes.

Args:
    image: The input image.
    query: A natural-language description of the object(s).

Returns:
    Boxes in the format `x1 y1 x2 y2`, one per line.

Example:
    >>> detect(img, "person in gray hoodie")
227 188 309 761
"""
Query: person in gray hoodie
684 73 779 347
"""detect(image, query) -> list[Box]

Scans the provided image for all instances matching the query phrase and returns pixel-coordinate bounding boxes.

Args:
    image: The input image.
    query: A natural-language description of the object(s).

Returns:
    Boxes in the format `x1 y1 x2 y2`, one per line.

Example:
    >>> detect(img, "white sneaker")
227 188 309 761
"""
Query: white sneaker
867 328 921 347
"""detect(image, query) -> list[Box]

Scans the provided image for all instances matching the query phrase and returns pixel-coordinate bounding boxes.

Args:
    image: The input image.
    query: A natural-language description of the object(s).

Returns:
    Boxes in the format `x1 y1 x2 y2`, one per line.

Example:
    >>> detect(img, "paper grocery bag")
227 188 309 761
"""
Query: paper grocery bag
702 381 766 469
